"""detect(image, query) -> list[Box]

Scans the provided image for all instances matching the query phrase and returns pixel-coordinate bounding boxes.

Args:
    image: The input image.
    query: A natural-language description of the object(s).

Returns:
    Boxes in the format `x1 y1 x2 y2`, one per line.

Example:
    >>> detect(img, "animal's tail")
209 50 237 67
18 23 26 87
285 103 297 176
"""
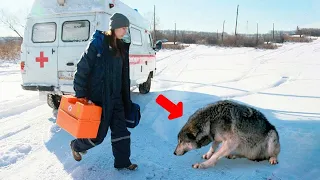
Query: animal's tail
267 129 280 157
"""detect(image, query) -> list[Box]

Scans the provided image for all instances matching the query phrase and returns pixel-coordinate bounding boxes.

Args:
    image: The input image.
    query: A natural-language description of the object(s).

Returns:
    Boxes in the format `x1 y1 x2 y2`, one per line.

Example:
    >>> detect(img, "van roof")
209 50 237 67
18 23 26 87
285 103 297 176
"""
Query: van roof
28 0 149 30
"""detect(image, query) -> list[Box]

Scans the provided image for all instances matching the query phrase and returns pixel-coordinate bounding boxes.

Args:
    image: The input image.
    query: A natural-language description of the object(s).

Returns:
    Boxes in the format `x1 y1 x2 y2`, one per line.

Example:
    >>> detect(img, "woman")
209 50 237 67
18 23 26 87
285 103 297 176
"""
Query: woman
70 13 138 171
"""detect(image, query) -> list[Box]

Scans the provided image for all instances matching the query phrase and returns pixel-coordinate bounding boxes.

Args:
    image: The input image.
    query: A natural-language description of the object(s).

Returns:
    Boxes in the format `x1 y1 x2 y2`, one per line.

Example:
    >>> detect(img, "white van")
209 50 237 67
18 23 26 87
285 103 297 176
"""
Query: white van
20 0 160 109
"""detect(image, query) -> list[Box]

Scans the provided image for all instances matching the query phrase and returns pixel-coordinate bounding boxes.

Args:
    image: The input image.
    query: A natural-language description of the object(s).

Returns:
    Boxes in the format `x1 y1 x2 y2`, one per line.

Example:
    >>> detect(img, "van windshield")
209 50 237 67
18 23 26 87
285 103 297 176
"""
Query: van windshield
62 20 90 42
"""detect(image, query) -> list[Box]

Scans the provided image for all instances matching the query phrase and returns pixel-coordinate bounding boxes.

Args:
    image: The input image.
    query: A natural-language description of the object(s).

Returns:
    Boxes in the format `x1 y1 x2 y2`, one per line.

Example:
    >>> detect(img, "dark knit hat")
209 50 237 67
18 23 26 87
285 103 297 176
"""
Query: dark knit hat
109 13 130 30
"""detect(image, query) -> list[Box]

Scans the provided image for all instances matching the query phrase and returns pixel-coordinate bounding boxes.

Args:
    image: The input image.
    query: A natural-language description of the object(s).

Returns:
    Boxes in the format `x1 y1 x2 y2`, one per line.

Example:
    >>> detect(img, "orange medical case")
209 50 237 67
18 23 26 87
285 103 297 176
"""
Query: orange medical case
56 95 102 138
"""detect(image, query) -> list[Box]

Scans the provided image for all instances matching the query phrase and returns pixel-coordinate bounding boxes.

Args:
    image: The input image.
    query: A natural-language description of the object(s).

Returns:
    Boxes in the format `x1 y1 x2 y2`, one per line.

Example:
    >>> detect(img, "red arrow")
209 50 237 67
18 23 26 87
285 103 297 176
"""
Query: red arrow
156 94 183 120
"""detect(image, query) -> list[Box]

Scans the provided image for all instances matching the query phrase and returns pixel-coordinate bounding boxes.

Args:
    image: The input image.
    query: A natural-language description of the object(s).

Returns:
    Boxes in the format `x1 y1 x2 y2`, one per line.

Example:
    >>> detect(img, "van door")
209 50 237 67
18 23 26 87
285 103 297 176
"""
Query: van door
129 26 149 84
146 32 156 74
57 15 96 93
122 27 135 86
26 19 59 87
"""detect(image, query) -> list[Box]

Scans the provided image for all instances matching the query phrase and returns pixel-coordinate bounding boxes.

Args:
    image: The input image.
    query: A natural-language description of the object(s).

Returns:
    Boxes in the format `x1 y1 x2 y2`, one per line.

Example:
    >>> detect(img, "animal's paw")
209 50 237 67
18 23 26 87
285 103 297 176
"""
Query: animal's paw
202 153 212 160
192 162 211 169
226 155 237 159
269 157 278 165
192 163 203 169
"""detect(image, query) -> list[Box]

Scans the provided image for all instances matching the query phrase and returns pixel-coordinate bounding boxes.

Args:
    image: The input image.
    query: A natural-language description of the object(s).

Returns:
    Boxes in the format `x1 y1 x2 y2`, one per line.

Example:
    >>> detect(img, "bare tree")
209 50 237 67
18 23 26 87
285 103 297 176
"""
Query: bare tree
144 11 160 31
0 9 24 38
296 26 302 38
300 28 320 37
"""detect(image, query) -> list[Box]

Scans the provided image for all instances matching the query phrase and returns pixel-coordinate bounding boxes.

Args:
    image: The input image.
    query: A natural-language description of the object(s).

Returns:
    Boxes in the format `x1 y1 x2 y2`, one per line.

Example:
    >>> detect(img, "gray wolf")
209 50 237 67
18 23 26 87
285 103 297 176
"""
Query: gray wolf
174 100 280 169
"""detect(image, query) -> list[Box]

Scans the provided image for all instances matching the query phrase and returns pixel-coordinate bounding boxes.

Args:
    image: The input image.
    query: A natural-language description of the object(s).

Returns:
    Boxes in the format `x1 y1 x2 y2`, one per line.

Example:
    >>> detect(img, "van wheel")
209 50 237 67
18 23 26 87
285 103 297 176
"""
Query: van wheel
139 75 151 94
47 94 61 109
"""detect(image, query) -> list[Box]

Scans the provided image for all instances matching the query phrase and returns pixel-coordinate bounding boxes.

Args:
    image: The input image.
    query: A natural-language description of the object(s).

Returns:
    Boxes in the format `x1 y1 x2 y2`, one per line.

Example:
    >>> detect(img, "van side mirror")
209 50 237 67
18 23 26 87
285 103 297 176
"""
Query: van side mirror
153 46 160 52
153 41 162 52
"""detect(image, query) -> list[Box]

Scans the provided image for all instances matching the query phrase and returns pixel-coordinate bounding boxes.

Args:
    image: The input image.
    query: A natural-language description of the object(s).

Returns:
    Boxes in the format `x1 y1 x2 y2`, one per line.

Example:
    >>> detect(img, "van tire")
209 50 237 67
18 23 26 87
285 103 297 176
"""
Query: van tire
47 94 61 110
139 74 152 94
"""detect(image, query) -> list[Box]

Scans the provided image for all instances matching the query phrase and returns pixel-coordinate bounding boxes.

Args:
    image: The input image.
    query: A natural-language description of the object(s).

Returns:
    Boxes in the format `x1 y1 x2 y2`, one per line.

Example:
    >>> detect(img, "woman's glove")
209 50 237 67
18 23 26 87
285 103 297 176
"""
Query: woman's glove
77 97 93 104
125 102 141 128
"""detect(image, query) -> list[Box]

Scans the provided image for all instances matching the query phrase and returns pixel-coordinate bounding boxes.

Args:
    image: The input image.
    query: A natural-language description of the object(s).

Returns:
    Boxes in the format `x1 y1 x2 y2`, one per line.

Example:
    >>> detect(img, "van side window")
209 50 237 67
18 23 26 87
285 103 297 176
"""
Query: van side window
62 20 90 42
148 34 153 48
131 27 142 46
122 28 131 44
32 22 56 43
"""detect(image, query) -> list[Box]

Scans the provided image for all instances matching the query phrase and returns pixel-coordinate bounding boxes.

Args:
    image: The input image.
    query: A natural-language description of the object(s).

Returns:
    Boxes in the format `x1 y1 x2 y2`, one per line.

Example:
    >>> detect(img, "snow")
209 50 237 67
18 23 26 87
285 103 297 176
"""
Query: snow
29 0 108 16
1 39 320 180
0 144 32 168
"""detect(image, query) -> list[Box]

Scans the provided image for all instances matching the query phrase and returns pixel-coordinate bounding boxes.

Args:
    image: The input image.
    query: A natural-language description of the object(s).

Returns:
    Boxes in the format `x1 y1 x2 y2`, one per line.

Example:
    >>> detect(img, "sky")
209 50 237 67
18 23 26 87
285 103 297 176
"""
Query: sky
0 0 319 37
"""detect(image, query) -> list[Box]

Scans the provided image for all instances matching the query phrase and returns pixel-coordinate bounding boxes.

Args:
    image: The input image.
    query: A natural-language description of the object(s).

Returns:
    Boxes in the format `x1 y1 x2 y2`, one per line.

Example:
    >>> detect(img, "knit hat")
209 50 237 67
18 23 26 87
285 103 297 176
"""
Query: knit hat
109 13 130 30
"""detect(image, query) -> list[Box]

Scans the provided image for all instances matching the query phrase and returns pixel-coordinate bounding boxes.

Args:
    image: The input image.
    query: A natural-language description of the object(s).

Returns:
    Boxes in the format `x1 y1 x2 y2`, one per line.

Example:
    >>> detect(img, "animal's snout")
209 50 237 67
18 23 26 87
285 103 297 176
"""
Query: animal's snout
174 149 186 156
174 143 188 156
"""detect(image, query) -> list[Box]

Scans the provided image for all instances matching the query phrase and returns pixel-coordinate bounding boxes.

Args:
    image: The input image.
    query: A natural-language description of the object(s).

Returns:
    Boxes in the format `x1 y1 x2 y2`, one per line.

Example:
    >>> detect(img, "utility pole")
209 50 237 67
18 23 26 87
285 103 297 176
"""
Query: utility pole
235 5 239 45
235 5 239 36
222 20 225 44
273 23 275 41
174 22 176 45
256 23 259 45
217 29 219 40
153 5 156 45
247 20 249 34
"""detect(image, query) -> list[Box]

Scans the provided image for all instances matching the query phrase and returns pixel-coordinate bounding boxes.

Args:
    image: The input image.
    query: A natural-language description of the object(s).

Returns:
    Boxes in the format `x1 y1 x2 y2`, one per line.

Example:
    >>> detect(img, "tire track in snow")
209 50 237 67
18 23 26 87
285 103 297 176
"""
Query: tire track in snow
214 42 317 85
0 95 44 119
0 104 53 169
197 48 256 57
152 49 200 91
0 104 51 138
314 47 320 52
235 45 296 82
0 144 32 168
223 76 290 99
180 44 294 88
174 53 201 80
156 47 192 62
0 125 31 141
155 47 197 76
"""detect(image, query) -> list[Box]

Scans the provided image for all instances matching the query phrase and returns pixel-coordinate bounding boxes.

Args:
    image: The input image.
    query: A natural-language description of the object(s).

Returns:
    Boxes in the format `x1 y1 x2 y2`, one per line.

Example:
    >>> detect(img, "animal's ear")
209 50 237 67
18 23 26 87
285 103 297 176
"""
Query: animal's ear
186 132 196 140
187 125 199 139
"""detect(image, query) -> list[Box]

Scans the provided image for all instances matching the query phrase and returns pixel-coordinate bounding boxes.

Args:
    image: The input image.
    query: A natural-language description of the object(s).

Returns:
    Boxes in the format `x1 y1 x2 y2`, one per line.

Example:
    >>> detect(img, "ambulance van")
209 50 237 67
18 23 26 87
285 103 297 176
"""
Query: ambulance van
20 0 160 109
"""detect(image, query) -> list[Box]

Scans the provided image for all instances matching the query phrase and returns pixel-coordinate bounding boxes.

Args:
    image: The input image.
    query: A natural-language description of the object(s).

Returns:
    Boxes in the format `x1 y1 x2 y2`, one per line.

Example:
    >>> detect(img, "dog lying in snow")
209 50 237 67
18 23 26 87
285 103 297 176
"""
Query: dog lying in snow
174 100 280 169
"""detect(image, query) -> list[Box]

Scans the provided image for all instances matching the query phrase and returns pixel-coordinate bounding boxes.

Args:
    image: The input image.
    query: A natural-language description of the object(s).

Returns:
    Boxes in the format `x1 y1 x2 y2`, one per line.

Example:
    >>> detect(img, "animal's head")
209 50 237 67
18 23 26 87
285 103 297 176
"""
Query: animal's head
174 119 211 156
174 127 198 156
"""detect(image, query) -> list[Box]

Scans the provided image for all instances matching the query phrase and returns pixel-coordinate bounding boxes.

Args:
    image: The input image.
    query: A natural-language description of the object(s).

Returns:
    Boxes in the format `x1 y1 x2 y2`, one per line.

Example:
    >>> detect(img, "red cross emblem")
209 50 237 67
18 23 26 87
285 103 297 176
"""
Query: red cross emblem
36 51 48 68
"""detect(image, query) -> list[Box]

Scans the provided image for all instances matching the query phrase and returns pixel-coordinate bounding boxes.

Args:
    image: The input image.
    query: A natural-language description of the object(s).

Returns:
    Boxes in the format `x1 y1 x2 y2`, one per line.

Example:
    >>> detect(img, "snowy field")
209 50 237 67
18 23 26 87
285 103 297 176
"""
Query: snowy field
1 39 320 180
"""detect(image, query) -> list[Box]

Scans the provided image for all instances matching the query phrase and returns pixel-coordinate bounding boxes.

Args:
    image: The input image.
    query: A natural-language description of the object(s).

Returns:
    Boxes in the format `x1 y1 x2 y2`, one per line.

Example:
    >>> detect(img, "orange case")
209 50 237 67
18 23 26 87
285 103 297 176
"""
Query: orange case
56 95 102 138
